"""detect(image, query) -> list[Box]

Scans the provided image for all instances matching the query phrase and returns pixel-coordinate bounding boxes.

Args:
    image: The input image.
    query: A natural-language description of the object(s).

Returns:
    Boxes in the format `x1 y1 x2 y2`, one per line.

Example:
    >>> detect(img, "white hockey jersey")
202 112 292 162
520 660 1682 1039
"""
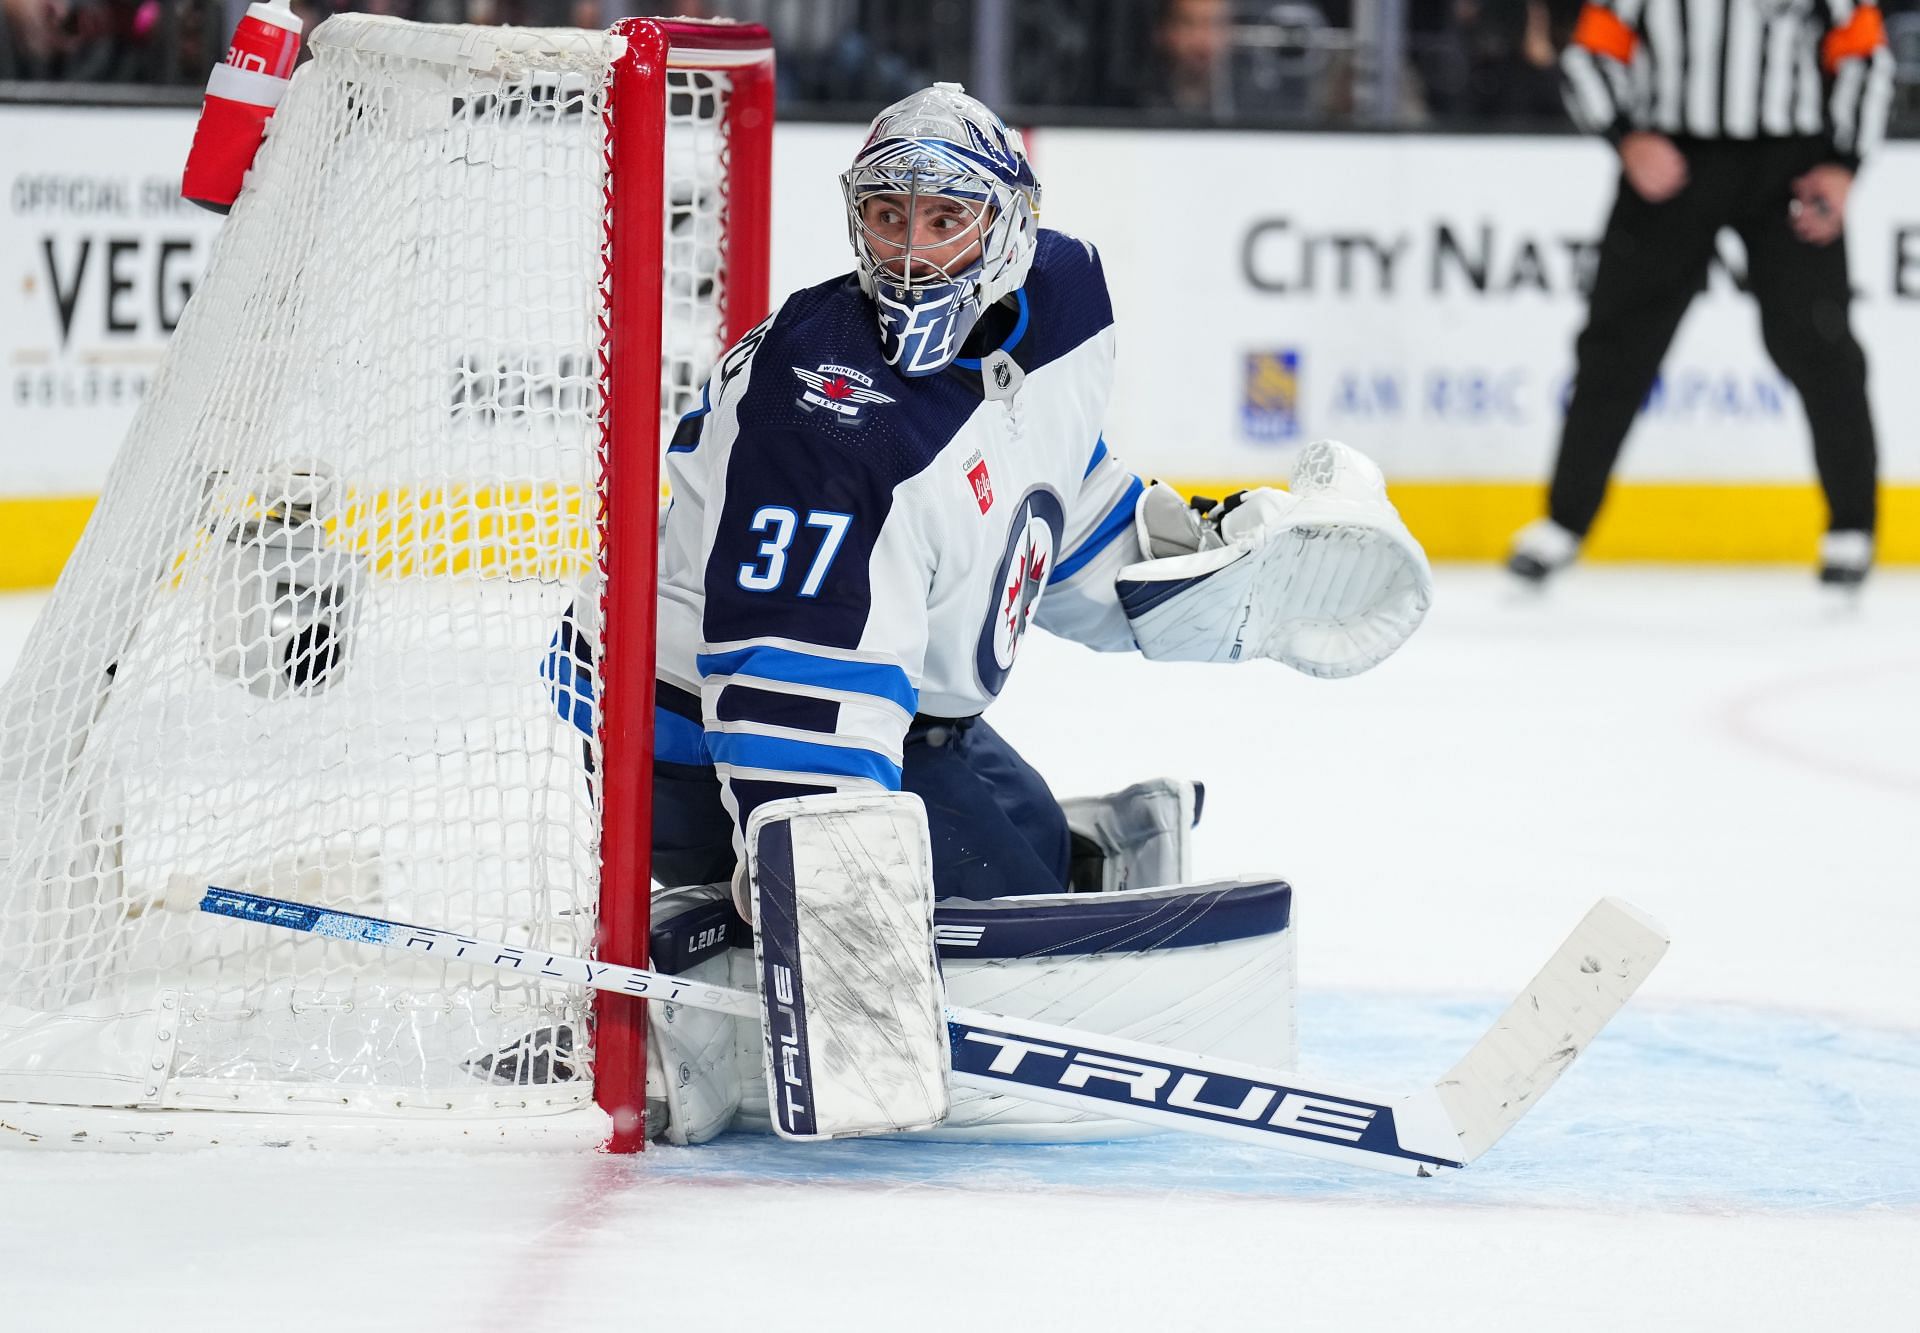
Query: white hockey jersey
655 230 1146 838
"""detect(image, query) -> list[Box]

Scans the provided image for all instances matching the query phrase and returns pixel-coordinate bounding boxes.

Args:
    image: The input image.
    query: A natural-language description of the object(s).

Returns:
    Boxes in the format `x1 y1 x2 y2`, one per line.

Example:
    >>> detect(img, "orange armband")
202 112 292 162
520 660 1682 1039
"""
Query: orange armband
1571 5 1637 63
1823 5 1887 74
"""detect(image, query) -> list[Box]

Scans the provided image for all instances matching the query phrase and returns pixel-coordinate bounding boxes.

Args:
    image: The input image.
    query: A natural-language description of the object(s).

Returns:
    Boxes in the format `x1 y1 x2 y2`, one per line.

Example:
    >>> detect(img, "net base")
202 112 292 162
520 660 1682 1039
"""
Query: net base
0 1102 613 1152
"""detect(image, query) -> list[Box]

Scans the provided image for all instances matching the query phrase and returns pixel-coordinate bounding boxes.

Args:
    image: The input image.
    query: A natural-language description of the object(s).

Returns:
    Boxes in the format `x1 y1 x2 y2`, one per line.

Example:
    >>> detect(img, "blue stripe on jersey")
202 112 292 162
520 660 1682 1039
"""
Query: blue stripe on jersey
953 288 1031 371
666 383 712 454
730 777 837 830
697 645 918 716
654 706 709 765
706 731 902 788
1050 475 1144 585
1083 436 1108 479
541 644 595 736
715 681 841 734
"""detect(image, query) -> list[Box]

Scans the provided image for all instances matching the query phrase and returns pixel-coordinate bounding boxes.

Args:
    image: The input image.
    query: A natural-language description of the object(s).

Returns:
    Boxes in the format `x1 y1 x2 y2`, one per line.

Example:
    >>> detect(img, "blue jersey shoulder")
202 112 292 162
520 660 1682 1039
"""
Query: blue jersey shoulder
1007 229 1114 372
1030 229 1112 302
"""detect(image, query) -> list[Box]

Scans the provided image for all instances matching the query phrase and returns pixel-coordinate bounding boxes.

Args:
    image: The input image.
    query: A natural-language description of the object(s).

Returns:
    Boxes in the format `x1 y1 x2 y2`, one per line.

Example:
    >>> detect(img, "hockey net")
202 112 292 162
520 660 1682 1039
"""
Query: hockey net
0 16 771 1150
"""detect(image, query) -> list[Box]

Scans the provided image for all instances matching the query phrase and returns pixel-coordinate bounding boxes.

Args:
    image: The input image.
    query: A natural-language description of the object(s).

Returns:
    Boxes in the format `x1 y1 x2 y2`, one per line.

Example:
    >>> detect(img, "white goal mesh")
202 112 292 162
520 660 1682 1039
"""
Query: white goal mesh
0 16 765 1131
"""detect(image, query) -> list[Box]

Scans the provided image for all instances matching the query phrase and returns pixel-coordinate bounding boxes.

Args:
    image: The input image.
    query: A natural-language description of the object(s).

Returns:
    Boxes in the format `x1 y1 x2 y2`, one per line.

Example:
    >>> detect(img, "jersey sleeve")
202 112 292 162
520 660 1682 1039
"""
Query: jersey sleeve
692 349 934 859
1820 2 1894 167
1560 2 1639 142
1035 414 1147 653
1021 248 1144 654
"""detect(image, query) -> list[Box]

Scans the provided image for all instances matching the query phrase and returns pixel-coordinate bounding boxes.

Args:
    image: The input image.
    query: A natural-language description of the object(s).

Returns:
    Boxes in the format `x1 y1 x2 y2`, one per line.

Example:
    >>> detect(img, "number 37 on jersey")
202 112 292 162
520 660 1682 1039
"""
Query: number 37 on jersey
736 506 853 599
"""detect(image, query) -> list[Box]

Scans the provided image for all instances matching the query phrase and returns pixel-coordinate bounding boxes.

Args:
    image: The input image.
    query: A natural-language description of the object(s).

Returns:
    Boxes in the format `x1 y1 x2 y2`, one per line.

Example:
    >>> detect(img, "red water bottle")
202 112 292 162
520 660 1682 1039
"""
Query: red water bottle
182 0 305 214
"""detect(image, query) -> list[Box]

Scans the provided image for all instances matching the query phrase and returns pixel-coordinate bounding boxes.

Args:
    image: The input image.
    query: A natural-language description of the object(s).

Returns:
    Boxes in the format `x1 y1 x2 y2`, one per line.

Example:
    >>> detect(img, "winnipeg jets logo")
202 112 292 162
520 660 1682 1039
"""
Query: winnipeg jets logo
793 364 895 426
997 523 1049 666
974 488 1063 697
975 491 1067 699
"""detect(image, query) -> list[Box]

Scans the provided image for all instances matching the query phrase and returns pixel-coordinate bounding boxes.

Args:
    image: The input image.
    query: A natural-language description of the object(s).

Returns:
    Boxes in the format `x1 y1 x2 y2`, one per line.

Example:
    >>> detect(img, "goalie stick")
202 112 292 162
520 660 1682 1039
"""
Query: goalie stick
194 886 1666 1176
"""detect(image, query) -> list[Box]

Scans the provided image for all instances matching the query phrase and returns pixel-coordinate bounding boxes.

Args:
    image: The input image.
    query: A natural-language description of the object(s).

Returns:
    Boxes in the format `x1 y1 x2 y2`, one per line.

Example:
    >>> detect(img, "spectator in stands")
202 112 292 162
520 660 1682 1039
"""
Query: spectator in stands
4 0 208 82
1143 0 1233 115
1 0 60 77
665 0 929 108
1462 0 1575 118
2 0 95 78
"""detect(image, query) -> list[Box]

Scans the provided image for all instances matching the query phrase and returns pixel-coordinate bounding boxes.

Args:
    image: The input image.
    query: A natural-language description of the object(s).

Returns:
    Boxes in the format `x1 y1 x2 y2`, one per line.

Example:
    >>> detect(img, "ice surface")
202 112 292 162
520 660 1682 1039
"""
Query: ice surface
2 566 1917 1331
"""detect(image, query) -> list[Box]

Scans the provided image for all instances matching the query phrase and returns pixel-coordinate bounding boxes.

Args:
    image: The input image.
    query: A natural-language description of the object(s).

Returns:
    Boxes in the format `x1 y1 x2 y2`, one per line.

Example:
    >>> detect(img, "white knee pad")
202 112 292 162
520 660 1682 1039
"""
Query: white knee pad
1060 777 1202 893
644 882 757 1145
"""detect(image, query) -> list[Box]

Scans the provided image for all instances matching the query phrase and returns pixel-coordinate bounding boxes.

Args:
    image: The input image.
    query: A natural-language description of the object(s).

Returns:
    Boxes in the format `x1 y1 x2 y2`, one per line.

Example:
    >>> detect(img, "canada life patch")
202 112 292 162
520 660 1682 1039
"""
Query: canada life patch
963 450 993 514
793 363 894 425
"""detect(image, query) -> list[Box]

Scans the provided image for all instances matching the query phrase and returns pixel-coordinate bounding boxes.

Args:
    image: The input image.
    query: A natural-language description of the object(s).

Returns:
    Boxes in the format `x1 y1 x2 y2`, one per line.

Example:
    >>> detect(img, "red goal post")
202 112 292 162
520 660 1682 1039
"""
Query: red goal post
600 16 774 1153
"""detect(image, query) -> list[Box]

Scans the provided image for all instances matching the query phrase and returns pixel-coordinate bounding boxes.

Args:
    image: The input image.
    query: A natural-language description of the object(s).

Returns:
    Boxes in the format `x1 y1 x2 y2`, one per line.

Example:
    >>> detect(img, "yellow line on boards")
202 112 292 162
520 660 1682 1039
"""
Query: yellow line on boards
2 482 1916 590
0 497 97 590
1167 480 1920 565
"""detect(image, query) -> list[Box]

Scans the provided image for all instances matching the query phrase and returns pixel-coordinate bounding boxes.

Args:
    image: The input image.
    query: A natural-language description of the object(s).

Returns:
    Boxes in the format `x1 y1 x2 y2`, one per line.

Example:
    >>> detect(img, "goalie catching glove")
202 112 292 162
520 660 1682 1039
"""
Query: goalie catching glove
1118 439 1432 678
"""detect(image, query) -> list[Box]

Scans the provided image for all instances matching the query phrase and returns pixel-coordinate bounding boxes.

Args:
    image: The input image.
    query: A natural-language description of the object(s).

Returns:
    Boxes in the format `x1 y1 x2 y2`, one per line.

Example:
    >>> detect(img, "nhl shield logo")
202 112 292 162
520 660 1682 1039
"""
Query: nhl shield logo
980 348 1023 401
793 363 895 426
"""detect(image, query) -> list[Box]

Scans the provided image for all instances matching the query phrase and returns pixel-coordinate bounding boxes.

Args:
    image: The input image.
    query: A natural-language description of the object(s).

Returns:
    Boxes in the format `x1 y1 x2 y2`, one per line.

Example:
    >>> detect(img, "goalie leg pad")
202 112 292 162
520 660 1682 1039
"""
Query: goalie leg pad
1061 777 1201 893
747 791 951 1141
645 882 755 1146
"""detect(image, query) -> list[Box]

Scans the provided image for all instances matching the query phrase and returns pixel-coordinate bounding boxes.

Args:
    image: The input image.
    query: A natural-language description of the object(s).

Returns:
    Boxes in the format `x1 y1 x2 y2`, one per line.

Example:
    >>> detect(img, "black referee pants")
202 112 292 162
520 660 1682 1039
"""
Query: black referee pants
1549 136 1878 537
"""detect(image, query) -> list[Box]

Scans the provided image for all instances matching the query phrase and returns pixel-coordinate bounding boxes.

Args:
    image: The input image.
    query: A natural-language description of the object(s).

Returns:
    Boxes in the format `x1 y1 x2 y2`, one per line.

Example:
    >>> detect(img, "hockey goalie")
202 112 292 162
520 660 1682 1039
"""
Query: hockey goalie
540 82 1435 1146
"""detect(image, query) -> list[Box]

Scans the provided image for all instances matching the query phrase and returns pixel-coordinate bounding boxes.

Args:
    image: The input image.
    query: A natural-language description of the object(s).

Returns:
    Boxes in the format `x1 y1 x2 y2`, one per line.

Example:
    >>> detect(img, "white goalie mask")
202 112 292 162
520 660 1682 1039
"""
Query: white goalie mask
840 83 1041 377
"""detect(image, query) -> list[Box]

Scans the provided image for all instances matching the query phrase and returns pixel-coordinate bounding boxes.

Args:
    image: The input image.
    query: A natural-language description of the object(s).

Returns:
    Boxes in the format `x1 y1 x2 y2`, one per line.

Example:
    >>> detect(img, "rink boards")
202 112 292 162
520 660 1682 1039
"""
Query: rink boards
8 111 1920 584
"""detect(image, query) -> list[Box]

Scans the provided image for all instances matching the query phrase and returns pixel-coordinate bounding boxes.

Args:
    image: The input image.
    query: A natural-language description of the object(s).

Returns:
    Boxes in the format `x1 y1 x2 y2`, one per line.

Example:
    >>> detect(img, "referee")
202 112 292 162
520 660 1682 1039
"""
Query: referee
1508 0 1894 587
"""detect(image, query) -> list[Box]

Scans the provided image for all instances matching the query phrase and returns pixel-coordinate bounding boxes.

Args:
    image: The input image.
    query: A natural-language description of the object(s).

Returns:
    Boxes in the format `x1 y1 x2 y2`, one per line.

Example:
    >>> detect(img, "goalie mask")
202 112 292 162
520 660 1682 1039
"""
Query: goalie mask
841 83 1041 377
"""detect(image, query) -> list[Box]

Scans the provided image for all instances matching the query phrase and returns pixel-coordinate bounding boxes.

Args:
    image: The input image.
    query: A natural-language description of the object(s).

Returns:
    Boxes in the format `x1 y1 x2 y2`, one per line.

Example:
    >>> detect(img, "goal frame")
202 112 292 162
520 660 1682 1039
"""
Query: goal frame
0 15 774 1155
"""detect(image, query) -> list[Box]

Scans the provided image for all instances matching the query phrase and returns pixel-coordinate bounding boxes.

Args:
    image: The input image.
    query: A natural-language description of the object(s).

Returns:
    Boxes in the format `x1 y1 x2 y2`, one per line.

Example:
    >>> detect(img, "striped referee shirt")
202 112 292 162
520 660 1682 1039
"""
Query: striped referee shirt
1563 1 1895 166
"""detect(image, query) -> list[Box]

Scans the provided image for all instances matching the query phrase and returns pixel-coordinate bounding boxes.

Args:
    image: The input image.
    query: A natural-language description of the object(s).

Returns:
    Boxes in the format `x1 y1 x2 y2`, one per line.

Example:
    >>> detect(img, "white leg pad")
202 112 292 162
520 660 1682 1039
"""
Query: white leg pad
645 882 753 1146
746 791 951 1141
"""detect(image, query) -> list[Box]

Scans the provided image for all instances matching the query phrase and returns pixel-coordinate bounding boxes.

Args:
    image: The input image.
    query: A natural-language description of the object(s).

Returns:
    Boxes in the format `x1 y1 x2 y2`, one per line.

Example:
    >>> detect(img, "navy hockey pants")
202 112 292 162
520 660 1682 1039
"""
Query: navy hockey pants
650 713 1072 903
